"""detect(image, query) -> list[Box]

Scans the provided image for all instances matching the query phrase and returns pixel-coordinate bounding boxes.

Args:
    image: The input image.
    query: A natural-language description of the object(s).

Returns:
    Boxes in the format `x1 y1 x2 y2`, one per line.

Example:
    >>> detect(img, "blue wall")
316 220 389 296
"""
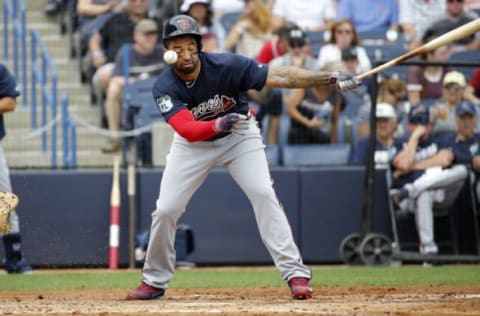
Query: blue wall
7 167 392 267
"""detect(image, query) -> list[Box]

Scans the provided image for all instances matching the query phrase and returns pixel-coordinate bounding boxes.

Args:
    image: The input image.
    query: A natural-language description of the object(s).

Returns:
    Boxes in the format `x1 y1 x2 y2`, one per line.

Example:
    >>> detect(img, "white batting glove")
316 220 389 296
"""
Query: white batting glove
330 72 362 91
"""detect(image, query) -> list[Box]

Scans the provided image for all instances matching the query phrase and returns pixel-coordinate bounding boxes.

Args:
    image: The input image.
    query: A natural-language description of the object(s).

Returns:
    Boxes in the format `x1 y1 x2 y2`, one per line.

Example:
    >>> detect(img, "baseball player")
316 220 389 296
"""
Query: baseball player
126 15 360 301
0 64 32 273
390 105 468 258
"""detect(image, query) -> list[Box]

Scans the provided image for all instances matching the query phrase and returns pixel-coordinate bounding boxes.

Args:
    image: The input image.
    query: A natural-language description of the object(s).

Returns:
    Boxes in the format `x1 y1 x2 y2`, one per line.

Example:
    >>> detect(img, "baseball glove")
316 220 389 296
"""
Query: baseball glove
0 191 19 234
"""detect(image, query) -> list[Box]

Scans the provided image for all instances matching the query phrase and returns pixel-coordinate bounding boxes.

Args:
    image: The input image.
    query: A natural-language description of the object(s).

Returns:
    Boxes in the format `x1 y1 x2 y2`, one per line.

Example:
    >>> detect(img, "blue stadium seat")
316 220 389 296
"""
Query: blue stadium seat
122 77 163 130
450 51 480 81
282 144 351 166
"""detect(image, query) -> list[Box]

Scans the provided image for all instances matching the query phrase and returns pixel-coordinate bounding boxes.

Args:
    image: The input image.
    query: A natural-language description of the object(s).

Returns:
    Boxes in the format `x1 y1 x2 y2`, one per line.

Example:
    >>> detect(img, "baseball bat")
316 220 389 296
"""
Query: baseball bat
127 146 136 269
356 18 480 81
109 155 121 270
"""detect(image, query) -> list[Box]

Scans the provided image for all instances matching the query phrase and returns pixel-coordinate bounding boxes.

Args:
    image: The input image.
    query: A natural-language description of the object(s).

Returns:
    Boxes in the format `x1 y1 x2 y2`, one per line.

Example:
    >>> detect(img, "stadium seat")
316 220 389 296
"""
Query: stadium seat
450 51 480 81
122 77 162 130
282 143 351 166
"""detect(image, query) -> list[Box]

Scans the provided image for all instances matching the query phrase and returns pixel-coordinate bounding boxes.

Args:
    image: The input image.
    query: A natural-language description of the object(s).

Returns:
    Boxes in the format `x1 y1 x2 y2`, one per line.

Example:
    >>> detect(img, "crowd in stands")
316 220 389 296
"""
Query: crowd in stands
39 0 480 262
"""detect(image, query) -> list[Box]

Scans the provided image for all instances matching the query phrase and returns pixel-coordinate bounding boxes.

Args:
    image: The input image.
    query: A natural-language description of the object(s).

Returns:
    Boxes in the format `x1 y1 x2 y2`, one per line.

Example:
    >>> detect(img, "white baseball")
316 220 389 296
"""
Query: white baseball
163 50 178 64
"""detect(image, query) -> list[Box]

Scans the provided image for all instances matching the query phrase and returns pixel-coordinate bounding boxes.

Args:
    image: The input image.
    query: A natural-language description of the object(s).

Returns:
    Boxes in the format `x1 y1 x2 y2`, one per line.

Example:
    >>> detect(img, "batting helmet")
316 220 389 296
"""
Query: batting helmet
163 15 202 49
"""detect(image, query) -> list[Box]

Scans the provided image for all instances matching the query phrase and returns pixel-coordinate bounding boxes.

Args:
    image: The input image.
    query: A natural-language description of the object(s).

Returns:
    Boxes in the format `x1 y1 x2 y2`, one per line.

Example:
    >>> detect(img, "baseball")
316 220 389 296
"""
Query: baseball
163 50 178 64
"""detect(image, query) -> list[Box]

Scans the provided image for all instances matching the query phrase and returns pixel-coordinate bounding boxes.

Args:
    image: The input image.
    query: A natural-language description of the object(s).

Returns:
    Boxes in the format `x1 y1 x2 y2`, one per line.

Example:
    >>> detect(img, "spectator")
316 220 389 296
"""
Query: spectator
349 103 397 168
339 46 371 120
76 1 125 65
102 19 166 153
285 63 344 144
272 0 336 31
317 19 372 75
431 71 468 139
406 34 452 106
88 0 150 95
357 78 408 139
465 67 480 104
424 0 480 53
224 0 273 58
262 27 319 144
335 0 399 33
448 101 480 167
0 64 32 274
256 22 298 65
399 0 446 49
181 0 226 52
389 104 468 259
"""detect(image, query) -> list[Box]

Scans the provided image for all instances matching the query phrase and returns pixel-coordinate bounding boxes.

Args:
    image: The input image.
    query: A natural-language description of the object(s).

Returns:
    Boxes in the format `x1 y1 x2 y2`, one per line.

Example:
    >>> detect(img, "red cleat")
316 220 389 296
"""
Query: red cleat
126 282 165 300
288 277 313 300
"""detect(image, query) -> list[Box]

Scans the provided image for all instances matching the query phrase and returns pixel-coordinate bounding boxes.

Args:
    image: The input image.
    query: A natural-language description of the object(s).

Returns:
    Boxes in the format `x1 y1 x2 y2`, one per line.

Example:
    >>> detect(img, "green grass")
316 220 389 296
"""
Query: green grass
1 266 479 292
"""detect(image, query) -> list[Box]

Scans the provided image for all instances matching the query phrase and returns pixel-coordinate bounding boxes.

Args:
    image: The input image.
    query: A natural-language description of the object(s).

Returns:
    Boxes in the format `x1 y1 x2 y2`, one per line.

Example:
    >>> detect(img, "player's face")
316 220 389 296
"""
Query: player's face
456 114 476 139
168 36 200 75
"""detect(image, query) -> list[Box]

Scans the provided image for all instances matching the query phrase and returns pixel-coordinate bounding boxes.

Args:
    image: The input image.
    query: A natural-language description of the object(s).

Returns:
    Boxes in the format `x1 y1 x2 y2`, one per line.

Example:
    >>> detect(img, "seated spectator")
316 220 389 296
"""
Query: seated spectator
88 0 150 98
423 0 480 52
399 0 446 49
464 67 480 104
389 104 468 259
335 0 399 33
357 78 407 139
317 19 372 75
224 0 273 58
349 103 397 168
181 0 226 52
431 71 468 139
261 27 320 144
285 63 343 144
102 19 165 153
339 46 371 120
406 34 452 106
76 1 125 62
448 101 480 167
271 0 336 31
256 22 298 65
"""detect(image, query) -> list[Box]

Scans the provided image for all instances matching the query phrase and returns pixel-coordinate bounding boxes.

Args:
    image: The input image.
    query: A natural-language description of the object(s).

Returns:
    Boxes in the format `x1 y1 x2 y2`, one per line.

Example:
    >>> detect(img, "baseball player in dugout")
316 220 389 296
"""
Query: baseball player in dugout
126 15 360 301
0 64 32 274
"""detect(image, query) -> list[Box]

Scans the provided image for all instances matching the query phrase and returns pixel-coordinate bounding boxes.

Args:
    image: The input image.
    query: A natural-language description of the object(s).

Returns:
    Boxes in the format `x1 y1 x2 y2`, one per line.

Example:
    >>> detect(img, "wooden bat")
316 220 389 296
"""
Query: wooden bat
127 144 136 269
109 155 121 270
357 18 480 81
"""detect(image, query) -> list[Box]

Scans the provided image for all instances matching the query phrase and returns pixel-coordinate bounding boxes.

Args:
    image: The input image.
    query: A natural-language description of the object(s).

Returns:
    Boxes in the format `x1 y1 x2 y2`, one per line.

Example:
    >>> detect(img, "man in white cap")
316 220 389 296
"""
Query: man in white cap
349 103 397 168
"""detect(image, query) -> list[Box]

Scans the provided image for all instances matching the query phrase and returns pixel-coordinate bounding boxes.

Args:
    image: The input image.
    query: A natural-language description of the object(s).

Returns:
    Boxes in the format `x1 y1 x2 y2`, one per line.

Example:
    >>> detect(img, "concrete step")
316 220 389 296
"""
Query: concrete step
5 149 117 168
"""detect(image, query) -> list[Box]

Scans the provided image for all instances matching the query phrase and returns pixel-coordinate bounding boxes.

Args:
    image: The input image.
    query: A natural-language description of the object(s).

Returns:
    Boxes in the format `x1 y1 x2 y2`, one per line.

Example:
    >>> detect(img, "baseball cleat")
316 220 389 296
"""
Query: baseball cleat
126 282 165 300
0 191 19 210
4 259 33 274
288 277 313 300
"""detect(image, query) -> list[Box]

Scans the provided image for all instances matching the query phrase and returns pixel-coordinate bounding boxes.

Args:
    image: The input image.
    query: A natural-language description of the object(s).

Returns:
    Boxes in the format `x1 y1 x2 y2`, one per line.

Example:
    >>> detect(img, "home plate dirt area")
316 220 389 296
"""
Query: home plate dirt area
1 285 480 315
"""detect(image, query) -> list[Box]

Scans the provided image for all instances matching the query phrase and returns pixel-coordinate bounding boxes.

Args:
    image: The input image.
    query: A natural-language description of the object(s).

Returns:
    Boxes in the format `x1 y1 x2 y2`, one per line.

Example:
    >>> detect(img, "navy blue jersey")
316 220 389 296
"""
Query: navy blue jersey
153 52 268 124
349 137 396 168
0 64 20 140
446 133 480 165
391 135 450 188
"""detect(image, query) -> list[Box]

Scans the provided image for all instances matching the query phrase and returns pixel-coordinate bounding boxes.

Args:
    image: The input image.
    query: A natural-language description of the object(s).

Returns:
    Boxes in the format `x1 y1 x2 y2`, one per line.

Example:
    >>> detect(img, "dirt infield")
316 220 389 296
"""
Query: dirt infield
1 285 480 315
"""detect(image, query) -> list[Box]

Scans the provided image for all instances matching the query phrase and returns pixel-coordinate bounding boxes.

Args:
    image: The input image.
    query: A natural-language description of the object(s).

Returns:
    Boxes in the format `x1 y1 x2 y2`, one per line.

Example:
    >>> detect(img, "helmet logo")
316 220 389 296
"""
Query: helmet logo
178 18 191 30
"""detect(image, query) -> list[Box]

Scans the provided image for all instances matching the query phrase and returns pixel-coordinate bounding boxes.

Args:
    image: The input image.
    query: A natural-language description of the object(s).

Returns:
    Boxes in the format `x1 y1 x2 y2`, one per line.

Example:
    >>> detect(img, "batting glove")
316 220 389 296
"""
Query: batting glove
330 72 361 91
214 113 248 133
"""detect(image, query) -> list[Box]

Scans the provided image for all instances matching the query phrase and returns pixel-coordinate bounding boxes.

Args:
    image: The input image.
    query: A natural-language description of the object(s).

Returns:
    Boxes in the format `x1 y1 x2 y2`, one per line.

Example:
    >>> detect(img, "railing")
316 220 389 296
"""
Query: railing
3 0 27 106
3 0 77 168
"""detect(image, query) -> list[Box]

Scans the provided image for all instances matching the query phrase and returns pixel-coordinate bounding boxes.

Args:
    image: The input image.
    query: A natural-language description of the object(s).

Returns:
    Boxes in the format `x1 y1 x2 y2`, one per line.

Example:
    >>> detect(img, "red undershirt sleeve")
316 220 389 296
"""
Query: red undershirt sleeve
167 109 218 142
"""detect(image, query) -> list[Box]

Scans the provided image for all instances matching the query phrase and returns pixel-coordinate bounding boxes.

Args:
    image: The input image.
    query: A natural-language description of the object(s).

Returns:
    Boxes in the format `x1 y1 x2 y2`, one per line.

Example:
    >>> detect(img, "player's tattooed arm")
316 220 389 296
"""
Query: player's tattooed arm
264 66 335 88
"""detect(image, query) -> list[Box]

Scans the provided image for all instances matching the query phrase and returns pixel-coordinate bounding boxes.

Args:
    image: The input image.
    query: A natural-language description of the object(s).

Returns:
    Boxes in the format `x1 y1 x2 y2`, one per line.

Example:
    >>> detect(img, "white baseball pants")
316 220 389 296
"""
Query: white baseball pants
142 119 311 289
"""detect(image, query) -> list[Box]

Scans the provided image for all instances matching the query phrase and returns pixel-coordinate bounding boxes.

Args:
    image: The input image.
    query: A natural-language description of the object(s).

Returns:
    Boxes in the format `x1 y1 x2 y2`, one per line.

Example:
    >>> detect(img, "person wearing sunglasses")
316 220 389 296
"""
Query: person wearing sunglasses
390 104 468 262
430 71 470 141
317 19 371 75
